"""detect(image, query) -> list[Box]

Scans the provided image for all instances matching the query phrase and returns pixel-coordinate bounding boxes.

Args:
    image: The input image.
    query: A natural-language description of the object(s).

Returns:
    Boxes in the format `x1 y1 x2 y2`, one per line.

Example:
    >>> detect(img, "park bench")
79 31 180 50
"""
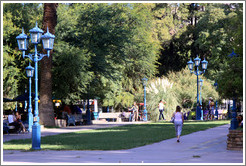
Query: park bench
3 119 10 134
119 112 132 122
98 112 122 122
59 112 84 126
3 116 17 134
98 112 131 122
67 114 83 126
74 113 83 125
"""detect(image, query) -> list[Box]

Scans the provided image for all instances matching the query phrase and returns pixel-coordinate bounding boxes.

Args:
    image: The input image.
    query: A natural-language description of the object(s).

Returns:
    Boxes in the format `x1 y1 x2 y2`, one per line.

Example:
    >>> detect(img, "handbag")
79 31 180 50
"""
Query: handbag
170 117 175 123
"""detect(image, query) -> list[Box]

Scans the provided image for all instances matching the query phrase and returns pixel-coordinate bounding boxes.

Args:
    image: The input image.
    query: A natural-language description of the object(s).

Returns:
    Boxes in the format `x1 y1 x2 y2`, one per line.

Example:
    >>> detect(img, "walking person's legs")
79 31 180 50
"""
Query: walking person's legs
159 110 162 120
175 121 183 142
162 110 165 120
136 111 138 121
129 113 132 122
133 111 136 122
177 123 183 142
174 123 178 137
159 110 165 120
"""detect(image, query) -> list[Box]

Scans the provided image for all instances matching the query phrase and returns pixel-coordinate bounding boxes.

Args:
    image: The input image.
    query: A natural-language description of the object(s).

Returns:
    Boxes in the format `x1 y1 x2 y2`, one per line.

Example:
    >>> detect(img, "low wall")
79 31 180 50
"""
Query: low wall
227 129 243 150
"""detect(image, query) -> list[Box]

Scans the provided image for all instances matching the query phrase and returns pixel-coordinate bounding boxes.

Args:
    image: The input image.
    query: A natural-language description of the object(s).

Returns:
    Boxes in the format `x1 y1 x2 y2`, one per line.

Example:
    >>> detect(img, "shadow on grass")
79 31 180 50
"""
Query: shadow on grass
3 120 230 151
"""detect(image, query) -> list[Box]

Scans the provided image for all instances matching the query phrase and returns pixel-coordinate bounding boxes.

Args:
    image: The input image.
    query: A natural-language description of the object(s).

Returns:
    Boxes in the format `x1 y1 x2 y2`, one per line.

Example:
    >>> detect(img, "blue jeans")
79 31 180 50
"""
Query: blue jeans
129 112 134 122
174 121 183 136
159 109 165 120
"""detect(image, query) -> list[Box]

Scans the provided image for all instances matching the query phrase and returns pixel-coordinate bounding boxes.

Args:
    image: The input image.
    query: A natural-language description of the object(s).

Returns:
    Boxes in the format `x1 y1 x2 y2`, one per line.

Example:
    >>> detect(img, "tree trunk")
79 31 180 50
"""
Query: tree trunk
39 3 58 126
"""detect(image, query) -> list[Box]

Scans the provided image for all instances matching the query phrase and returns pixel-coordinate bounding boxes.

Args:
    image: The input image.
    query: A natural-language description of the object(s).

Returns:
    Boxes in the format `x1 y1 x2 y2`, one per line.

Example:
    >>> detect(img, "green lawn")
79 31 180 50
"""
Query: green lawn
3 120 230 151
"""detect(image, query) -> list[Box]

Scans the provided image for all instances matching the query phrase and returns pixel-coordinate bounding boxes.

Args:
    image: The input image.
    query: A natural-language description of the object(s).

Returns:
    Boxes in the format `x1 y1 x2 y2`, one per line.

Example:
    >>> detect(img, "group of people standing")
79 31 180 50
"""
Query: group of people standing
207 97 215 120
8 111 26 133
128 102 139 121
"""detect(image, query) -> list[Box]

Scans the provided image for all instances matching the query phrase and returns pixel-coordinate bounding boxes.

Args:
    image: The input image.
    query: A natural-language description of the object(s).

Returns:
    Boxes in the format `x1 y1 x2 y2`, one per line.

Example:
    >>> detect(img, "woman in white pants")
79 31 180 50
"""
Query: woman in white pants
172 106 184 142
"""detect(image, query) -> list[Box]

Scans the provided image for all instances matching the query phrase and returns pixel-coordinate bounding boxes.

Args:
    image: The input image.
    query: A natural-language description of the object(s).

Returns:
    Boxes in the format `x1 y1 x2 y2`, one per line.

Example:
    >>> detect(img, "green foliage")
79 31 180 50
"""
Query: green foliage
168 68 219 105
194 3 243 99
150 3 191 76
217 57 243 99
3 3 243 112
154 3 243 100
147 77 179 121
3 3 43 99
52 42 92 103
147 68 218 121
54 3 160 105
3 46 20 110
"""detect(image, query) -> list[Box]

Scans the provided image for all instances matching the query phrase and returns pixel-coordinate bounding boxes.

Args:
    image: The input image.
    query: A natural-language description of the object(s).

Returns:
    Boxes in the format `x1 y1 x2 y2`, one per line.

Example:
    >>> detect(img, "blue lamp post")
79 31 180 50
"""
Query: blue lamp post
214 82 219 120
187 55 208 120
199 79 203 120
230 98 238 129
25 64 34 132
142 77 148 121
16 22 55 150
227 50 238 129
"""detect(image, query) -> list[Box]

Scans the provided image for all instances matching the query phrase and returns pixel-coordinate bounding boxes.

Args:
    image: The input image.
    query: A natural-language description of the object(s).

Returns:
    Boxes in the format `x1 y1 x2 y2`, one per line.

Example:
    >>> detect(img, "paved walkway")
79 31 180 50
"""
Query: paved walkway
2 123 244 164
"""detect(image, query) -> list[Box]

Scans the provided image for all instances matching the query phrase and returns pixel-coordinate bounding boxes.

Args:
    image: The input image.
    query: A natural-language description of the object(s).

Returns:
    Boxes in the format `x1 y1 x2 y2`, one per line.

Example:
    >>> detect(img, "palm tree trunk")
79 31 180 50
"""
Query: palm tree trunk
39 3 58 126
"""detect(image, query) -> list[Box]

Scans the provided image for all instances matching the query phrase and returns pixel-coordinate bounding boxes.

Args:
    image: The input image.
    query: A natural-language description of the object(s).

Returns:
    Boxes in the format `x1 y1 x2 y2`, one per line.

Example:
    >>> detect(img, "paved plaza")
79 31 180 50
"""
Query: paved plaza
2 123 244 164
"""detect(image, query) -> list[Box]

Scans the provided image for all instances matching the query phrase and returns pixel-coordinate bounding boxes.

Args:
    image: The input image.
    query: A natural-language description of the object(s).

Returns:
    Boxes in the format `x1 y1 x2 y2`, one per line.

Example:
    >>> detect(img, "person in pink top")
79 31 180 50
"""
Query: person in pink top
172 106 184 143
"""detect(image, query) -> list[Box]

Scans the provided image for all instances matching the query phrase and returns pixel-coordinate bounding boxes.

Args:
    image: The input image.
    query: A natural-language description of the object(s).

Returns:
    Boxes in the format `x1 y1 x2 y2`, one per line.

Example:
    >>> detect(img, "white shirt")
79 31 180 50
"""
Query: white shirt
159 102 164 110
8 115 14 123
174 112 183 122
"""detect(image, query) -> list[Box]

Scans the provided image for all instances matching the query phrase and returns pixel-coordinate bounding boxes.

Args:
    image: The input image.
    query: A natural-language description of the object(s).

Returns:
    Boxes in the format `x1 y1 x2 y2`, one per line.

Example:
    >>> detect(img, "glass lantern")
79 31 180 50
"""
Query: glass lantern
25 65 34 78
16 28 28 51
187 59 194 71
142 77 148 86
201 58 208 70
41 27 55 51
29 22 44 44
194 56 201 67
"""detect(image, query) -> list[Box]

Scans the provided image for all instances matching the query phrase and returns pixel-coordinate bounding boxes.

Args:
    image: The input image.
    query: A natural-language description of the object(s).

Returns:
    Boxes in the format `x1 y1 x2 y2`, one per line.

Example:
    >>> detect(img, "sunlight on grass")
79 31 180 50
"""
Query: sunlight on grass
77 129 128 133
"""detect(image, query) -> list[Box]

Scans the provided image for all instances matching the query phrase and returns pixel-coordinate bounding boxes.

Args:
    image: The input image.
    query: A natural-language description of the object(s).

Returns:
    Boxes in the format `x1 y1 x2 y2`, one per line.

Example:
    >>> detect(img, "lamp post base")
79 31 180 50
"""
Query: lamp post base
215 110 218 120
230 98 238 130
28 111 33 132
32 123 41 150
201 110 203 120
86 110 92 125
196 106 201 120
230 111 238 130
143 109 147 121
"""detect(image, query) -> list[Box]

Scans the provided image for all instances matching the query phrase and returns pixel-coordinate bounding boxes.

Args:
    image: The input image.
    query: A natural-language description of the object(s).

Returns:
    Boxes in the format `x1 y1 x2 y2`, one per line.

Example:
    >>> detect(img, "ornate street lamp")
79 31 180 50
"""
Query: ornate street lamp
25 64 34 132
199 79 203 120
214 82 219 120
142 77 148 121
228 50 239 129
16 22 55 150
187 55 208 120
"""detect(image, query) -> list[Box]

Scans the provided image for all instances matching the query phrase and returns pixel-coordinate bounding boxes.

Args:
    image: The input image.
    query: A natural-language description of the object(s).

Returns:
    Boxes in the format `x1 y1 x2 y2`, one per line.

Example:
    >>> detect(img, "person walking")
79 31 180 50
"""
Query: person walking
172 106 184 143
209 99 215 120
158 100 166 120
129 102 139 121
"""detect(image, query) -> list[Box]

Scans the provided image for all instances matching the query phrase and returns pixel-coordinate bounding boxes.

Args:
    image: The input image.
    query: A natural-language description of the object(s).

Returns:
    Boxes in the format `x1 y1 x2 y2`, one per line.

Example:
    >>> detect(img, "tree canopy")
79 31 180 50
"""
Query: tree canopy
3 3 243 113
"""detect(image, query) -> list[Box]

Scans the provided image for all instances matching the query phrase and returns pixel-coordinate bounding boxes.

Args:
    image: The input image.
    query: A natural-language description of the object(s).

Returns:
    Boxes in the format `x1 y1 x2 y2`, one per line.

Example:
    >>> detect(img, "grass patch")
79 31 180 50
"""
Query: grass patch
44 126 61 129
3 120 230 151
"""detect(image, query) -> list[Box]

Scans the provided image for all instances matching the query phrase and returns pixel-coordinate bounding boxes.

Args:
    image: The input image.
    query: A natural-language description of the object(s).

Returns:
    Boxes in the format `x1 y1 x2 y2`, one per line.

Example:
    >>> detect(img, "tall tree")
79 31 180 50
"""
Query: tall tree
39 3 58 126
54 3 160 109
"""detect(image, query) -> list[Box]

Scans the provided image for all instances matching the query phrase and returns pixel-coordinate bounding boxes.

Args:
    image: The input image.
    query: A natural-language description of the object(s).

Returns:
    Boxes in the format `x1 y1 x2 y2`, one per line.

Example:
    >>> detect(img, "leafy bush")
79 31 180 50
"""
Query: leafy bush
147 77 179 121
146 68 218 121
